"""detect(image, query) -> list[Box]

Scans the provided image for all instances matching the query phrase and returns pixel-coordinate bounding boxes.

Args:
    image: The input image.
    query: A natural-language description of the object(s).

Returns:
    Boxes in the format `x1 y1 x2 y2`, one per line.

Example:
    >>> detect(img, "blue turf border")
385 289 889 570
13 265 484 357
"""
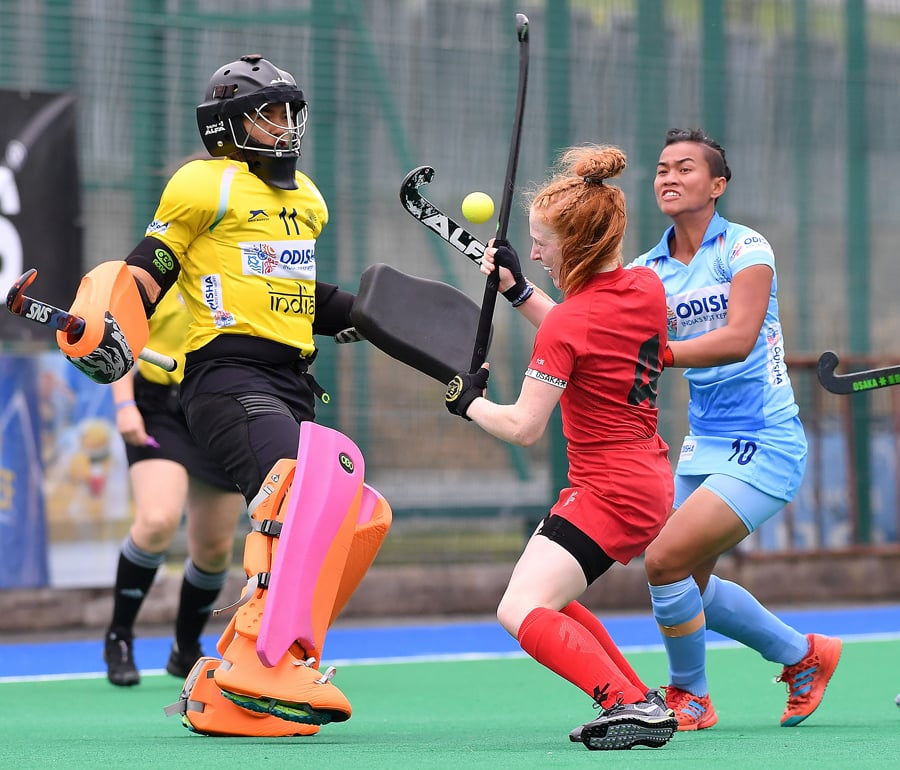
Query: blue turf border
2 603 899 678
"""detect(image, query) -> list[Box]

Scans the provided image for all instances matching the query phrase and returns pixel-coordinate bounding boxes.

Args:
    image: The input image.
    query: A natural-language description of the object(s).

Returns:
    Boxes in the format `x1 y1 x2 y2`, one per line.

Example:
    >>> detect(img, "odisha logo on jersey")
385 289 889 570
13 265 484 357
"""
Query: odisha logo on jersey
202 274 221 307
674 293 728 319
731 234 771 265
766 324 785 386
667 305 678 335
279 247 315 266
243 243 279 274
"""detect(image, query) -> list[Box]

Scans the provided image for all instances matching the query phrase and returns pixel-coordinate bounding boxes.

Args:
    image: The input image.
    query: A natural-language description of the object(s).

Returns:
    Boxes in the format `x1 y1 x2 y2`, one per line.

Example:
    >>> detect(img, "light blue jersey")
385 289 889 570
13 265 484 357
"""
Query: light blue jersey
629 211 807 503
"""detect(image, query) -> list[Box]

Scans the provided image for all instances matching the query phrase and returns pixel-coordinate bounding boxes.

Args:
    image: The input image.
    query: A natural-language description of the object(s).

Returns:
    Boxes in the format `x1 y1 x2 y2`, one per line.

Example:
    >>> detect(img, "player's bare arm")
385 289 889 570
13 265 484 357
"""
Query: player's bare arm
467 373 561 447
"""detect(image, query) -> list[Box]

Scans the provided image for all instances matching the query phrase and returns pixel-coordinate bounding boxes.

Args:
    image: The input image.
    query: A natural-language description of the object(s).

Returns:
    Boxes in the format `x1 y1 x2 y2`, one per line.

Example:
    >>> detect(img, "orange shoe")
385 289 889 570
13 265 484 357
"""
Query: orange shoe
164 657 320 737
665 686 718 731
214 635 352 725
778 633 842 726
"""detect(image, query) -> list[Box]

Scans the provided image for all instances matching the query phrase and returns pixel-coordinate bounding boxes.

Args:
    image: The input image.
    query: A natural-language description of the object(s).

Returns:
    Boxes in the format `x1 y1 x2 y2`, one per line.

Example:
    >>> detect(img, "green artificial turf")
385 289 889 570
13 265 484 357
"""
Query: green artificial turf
2 639 898 769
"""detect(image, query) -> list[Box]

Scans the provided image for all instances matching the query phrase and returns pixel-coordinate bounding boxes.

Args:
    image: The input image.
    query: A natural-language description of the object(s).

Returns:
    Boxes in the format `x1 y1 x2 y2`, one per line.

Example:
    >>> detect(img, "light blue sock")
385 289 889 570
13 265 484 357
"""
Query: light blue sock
702 575 807 665
649 577 708 696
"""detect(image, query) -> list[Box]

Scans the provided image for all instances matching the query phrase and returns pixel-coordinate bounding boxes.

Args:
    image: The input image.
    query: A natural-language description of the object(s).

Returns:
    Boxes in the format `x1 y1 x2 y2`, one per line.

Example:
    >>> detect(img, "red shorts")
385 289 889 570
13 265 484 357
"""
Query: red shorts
551 437 673 564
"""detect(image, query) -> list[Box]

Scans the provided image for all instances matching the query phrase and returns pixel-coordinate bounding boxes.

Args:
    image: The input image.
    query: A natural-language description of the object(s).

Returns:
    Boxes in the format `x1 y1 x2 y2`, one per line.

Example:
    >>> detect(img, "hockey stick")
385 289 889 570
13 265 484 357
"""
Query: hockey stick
330 167 492 347
817 350 900 394
7 268 176 372
337 176 489 347
399 166 487 265
470 11 529 373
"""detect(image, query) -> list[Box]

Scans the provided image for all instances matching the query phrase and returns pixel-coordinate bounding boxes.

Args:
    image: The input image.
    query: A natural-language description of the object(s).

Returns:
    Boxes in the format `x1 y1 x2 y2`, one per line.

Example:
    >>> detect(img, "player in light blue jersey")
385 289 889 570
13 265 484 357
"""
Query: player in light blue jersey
629 128 842 730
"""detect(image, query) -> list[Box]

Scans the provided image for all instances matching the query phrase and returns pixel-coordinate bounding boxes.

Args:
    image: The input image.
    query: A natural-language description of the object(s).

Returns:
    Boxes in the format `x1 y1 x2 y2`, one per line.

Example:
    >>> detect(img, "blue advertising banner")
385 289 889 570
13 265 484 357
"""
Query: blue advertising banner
36 352 130 587
0 351 133 590
0 355 49 588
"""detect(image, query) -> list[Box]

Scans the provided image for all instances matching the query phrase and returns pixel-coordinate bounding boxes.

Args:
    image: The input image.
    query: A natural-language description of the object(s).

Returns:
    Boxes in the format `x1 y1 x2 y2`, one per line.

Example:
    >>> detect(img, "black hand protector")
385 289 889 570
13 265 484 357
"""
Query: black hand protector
494 240 533 307
445 366 490 420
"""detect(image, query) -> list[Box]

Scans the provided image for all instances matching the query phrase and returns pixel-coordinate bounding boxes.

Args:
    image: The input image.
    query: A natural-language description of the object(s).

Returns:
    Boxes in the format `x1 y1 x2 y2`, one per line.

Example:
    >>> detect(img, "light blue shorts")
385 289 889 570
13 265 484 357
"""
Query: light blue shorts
673 473 788 534
674 415 807 501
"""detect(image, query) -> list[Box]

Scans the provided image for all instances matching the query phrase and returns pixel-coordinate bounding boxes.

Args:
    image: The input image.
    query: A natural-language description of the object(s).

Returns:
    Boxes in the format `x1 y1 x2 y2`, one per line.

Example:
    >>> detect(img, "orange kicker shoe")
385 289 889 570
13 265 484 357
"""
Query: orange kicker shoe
214 635 352 725
778 633 842 727
664 685 718 731
164 657 320 737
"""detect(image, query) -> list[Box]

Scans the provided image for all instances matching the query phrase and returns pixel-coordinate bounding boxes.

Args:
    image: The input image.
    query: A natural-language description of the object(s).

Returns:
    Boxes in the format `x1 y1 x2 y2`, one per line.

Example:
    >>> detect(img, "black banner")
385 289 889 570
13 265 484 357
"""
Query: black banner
0 89 82 343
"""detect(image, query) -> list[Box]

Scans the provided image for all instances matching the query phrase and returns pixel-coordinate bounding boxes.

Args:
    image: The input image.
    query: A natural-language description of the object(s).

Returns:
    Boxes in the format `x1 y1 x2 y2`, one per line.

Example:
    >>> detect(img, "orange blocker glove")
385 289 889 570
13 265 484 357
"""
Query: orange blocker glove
57 261 149 384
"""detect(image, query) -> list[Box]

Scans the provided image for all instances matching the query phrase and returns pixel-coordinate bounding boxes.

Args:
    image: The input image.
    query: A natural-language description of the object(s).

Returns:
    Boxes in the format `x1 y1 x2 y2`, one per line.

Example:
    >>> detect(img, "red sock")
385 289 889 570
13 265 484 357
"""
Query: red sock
561 601 648 693
517 606 645 704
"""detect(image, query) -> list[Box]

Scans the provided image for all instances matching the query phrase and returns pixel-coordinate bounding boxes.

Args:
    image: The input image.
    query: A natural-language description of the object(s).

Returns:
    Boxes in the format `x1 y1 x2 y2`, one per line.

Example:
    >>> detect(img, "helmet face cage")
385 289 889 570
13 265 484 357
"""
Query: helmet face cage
235 98 307 157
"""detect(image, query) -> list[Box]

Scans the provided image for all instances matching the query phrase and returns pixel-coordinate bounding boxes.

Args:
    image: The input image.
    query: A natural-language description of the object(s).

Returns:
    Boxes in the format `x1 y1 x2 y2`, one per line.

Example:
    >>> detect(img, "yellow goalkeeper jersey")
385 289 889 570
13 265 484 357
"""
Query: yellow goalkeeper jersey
144 157 328 359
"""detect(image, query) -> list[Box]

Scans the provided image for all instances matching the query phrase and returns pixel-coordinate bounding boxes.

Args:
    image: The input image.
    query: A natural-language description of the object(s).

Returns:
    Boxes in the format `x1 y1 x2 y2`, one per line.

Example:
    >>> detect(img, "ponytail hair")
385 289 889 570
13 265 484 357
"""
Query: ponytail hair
525 144 627 296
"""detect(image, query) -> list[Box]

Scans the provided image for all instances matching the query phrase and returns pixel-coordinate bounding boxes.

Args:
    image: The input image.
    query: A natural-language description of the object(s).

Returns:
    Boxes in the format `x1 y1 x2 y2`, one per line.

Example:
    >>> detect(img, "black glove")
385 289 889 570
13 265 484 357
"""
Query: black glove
445 366 490 420
493 240 533 307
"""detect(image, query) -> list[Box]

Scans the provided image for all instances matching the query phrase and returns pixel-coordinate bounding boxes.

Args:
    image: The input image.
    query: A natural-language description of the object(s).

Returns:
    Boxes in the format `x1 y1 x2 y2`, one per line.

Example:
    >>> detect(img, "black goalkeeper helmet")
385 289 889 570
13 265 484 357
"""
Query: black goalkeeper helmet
196 54 308 189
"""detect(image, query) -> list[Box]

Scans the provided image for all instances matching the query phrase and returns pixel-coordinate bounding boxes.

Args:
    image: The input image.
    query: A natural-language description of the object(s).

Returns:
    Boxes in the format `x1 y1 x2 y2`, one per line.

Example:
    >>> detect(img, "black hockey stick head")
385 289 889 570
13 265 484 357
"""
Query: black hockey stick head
816 351 850 394
7 267 84 334
817 350 900 394
6 267 37 315
399 165 435 219
516 13 529 43
399 165 487 264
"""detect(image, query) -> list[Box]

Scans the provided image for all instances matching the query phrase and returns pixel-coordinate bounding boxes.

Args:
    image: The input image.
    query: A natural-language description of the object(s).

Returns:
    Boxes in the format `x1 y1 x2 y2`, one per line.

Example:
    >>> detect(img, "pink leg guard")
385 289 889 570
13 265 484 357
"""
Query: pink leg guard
213 423 384 725
256 421 367 666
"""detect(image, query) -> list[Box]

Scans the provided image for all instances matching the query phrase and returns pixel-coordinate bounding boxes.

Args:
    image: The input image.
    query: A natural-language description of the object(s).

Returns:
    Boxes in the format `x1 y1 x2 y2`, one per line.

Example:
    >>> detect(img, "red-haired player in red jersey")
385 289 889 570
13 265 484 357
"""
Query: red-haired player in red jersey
444 144 677 751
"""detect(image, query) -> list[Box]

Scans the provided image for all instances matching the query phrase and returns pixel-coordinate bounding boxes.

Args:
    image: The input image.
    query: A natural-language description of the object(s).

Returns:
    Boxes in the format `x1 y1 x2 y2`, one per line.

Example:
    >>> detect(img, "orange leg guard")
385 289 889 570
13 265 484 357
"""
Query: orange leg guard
282 484 393 670
329 485 392 626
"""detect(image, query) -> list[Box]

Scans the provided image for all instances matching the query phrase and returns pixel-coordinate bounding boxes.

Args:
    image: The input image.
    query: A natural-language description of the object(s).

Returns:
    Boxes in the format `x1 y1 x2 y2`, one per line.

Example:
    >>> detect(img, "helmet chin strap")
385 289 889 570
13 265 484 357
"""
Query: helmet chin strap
242 151 299 190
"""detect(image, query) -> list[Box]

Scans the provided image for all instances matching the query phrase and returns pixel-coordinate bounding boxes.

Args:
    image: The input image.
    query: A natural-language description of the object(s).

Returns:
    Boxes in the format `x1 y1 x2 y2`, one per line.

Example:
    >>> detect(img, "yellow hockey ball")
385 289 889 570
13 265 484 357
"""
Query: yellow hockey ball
461 191 495 224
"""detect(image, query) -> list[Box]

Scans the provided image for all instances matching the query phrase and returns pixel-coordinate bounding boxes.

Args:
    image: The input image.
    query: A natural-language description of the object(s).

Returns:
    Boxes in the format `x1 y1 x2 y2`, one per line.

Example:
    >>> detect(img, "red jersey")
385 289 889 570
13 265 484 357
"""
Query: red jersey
527 265 673 562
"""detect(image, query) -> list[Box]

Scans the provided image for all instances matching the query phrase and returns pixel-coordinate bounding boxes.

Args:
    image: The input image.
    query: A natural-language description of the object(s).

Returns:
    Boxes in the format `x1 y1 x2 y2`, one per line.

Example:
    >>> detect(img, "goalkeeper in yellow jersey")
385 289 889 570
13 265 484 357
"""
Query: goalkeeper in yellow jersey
58 54 392 735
